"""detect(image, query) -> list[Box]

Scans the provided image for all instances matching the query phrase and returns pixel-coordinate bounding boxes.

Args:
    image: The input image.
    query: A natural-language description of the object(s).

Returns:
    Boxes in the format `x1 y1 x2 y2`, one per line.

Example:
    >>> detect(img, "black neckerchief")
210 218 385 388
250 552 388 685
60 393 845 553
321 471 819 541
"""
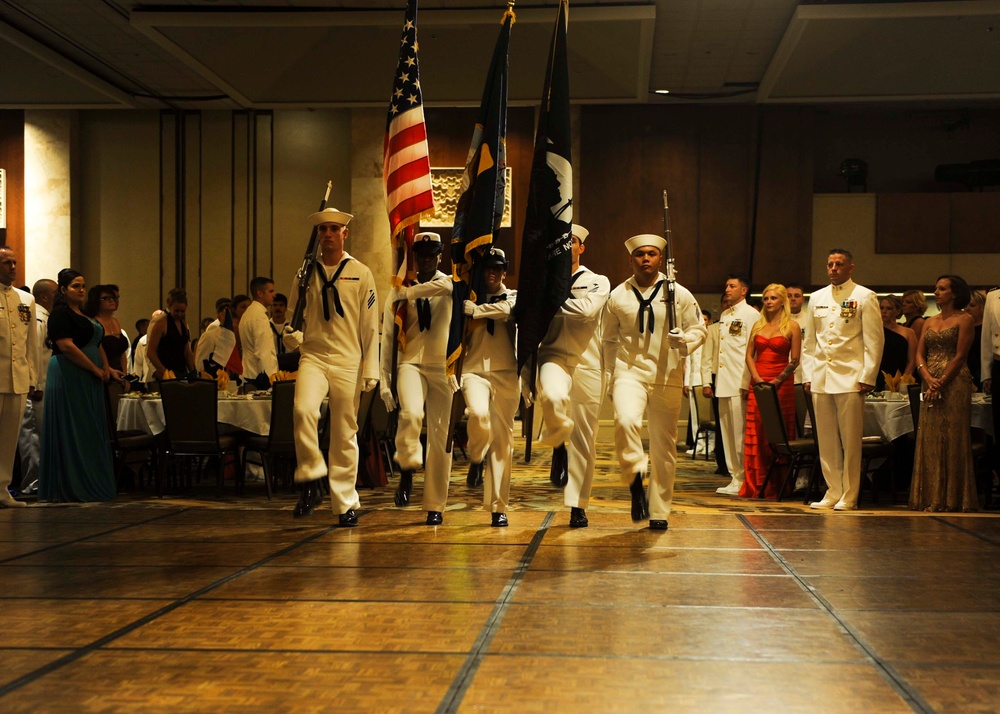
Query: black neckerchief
630 280 664 335
416 298 432 331
486 293 507 336
317 259 350 320
269 322 286 354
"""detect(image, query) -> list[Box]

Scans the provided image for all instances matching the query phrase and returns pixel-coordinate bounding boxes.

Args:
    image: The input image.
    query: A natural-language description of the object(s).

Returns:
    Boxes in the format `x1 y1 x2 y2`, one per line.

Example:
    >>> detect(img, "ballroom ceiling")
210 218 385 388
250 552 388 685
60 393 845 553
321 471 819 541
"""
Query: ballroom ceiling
0 0 998 110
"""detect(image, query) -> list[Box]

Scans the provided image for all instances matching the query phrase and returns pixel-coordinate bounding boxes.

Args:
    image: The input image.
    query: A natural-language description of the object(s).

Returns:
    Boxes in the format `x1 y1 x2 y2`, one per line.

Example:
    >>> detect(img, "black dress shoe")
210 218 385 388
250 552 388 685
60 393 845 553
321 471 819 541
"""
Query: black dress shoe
467 461 484 487
394 469 413 507
491 512 508 528
293 481 324 518
549 445 568 488
426 510 443 526
338 509 358 527
630 473 649 522
649 519 668 531
569 507 588 528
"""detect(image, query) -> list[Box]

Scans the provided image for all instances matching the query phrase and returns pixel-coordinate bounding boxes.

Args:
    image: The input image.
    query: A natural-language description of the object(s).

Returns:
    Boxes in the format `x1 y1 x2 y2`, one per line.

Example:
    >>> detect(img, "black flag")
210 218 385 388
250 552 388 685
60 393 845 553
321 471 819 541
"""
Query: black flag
512 0 573 374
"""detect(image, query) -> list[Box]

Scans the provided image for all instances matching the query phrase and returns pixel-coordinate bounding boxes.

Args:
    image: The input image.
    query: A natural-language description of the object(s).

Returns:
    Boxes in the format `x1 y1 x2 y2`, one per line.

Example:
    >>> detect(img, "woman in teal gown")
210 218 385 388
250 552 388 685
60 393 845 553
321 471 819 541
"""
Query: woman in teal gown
38 268 116 502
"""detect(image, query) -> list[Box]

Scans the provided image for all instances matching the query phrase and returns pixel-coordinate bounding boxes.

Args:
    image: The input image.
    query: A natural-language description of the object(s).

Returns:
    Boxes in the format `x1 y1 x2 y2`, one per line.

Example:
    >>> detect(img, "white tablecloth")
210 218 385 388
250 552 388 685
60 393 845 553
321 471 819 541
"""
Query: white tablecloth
118 395 272 436
864 398 993 441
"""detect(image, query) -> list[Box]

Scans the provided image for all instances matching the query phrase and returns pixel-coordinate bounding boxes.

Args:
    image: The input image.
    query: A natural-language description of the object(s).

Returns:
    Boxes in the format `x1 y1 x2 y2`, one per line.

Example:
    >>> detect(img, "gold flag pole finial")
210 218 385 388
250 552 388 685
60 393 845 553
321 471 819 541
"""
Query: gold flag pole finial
502 0 516 25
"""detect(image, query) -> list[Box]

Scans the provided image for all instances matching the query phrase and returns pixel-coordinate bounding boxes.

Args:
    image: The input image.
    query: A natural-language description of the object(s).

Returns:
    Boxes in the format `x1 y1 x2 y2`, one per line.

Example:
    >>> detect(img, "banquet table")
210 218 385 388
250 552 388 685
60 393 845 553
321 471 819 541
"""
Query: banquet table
117 393 273 436
863 395 993 442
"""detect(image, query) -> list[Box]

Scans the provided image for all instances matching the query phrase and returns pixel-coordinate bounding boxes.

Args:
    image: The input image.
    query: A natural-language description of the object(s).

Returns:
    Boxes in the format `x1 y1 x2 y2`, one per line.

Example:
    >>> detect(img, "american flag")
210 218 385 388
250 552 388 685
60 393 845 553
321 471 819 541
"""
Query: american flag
384 0 434 287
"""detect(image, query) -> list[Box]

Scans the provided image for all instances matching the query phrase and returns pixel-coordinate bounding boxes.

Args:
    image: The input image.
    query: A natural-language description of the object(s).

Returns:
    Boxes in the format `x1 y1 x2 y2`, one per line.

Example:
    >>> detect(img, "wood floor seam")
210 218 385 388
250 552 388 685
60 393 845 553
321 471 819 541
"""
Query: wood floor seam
434 511 555 714
737 515 937 714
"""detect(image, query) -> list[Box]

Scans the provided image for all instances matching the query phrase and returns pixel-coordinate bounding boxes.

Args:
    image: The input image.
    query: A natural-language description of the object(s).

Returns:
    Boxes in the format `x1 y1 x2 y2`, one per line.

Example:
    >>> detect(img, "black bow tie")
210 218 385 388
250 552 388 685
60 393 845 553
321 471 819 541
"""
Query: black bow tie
486 293 507 336
630 281 664 335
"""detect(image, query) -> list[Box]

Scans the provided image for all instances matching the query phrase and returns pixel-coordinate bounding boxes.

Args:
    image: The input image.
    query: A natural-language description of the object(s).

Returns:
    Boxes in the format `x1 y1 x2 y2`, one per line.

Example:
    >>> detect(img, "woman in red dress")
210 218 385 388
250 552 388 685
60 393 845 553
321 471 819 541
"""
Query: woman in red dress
740 284 800 498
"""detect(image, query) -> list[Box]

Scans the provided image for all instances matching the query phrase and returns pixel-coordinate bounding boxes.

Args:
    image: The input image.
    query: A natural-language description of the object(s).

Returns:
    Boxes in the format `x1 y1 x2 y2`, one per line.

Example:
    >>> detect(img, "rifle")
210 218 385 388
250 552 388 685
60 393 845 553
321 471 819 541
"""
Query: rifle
662 190 677 331
290 181 333 332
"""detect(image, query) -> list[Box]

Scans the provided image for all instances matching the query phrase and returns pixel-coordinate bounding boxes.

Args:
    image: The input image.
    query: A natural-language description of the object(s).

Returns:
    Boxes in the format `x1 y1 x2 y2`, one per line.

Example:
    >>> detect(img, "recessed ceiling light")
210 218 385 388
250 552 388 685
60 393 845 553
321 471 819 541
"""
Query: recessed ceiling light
654 89 670 95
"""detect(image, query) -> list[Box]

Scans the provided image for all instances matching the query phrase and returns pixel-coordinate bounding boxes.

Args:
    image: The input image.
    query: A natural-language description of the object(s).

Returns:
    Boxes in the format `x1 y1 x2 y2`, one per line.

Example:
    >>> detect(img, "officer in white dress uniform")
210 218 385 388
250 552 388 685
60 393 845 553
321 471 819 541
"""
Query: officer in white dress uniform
802 248 883 511
535 224 610 528
788 284 808 385
603 234 706 530
980 287 1000 474
683 310 711 457
287 208 380 526
0 247 37 507
711 276 759 495
16 279 55 494
700 297 730 475
380 232 455 526
239 277 279 389
461 247 518 527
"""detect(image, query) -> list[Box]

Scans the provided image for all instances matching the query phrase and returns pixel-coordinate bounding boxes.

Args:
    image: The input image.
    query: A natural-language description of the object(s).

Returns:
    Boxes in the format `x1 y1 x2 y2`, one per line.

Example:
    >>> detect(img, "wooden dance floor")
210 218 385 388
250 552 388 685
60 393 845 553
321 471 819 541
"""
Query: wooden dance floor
2 444 998 713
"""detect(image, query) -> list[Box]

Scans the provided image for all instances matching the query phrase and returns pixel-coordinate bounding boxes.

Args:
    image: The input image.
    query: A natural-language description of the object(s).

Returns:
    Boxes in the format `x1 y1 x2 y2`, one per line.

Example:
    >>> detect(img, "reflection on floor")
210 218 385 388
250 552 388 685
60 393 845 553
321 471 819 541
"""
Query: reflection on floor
2 438 998 712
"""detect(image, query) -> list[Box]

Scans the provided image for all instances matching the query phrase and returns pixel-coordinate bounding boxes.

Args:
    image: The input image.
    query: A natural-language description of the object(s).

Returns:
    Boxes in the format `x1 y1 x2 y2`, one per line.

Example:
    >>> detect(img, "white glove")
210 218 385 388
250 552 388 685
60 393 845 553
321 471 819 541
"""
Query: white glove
362 378 378 393
380 387 396 412
667 328 688 355
282 330 303 351
520 380 533 409
392 286 408 302
447 374 461 394
463 300 477 317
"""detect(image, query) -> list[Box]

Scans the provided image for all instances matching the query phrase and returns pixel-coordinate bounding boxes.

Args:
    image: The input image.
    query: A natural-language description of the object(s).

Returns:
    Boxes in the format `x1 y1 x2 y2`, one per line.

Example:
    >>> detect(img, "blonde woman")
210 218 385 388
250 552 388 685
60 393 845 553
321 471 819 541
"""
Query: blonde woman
740 283 801 499
901 289 927 337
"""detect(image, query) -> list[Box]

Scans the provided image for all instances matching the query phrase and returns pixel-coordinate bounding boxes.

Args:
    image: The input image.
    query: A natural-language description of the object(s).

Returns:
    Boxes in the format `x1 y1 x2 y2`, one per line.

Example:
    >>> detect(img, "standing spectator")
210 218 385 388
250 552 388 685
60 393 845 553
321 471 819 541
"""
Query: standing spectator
17 278 56 496
239 277 279 389
85 285 129 377
130 318 149 373
787 284 808 385
194 298 232 372
876 295 917 392
700 295 729 475
980 288 1000 479
911 275 977 512
146 288 195 378
802 249 883 511
0 246 37 507
38 269 116 502
741 284 800 499
710 275 758 496
965 289 986 391
901 289 927 338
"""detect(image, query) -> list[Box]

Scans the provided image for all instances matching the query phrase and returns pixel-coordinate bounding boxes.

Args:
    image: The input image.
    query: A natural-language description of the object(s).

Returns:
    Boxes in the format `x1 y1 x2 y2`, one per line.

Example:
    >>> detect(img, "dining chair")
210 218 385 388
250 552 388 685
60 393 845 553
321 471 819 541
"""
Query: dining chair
240 380 298 499
104 380 158 492
159 378 243 497
691 388 715 461
794 383 809 438
752 383 818 501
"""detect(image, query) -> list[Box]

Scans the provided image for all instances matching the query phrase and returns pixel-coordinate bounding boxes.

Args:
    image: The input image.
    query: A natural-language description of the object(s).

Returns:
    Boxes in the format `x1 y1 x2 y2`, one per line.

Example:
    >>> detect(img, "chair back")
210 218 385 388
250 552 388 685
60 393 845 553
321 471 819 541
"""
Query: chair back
794 383 809 437
753 382 791 450
160 378 220 454
104 379 127 440
907 382 922 430
268 380 297 452
693 388 715 429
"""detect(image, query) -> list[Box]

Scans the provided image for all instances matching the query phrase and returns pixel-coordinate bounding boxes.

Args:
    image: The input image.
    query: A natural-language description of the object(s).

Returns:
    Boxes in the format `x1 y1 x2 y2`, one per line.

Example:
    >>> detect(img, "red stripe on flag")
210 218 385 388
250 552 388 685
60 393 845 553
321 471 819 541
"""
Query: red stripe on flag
389 190 434 228
386 157 432 196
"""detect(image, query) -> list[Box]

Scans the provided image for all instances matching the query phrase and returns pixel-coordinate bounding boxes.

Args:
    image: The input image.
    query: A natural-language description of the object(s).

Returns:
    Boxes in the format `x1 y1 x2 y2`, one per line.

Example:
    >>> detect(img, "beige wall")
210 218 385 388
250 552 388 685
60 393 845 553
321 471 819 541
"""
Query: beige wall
812 194 1000 290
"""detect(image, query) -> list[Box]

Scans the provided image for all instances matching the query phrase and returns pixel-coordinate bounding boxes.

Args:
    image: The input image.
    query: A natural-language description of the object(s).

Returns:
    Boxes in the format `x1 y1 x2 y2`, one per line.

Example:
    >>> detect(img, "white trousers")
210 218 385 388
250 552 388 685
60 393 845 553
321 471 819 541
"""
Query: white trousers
537 359 574 448
462 370 518 513
1 393 27 490
718 395 747 485
395 362 453 512
293 355 361 515
813 391 863 506
564 367 602 509
613 378 682 520
17 397 42 491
